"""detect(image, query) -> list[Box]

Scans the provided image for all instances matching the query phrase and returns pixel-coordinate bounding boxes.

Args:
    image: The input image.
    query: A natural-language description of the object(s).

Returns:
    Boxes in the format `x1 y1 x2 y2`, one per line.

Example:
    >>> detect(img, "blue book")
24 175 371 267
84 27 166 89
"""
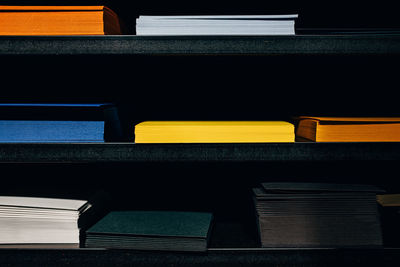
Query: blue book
0 103 123 142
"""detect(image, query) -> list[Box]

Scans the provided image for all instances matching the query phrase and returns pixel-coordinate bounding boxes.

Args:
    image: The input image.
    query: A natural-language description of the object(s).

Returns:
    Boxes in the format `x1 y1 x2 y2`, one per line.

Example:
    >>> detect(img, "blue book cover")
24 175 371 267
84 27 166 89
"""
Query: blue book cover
0 120 105 142
0 103 123 142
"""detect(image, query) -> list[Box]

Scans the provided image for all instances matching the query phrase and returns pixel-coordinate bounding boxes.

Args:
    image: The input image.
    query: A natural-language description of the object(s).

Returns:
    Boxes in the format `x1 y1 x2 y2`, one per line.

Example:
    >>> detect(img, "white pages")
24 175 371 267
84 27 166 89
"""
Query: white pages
0 196 89 247
136 14 298 36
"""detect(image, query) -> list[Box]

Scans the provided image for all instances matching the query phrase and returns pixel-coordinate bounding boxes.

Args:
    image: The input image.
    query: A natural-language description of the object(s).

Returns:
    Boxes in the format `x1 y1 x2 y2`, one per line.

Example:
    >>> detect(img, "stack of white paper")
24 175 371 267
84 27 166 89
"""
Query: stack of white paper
136 15 298 36
0 196 90 248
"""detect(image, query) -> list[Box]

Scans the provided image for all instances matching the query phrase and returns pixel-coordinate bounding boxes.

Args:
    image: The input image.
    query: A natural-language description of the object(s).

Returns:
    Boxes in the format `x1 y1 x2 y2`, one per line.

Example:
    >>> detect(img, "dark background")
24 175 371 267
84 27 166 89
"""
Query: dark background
2 0 400 29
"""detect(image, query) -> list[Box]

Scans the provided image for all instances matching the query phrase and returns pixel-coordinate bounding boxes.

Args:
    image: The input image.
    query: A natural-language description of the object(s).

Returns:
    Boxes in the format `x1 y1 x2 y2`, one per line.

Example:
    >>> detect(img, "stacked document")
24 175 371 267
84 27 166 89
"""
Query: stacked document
295 116 400 142
136 15 298 35
85 211 213 251
0 196 90 248
134 121 295 143
253 183 384 248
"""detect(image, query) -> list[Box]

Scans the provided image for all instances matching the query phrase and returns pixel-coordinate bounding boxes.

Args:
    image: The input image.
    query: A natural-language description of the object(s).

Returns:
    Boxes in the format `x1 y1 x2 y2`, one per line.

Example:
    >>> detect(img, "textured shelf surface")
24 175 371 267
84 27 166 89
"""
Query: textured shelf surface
1 142 400 163
0 248 399 267
1 34 400 55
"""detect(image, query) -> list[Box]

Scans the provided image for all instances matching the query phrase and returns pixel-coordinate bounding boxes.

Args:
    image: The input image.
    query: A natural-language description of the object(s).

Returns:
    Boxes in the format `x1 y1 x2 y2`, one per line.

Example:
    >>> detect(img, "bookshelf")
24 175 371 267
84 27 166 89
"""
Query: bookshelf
1 3 400 266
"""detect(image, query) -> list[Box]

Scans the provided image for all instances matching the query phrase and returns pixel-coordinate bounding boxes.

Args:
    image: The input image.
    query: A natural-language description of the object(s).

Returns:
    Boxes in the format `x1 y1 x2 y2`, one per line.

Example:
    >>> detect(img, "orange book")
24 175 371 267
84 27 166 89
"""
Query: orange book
0 6 122 35
295 116 400 142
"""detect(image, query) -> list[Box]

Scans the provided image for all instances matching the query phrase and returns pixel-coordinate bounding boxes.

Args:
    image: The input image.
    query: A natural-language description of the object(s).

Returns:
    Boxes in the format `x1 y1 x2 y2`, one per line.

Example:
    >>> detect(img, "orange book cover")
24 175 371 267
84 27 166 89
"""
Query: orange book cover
0 6 122 35
295 116 400 142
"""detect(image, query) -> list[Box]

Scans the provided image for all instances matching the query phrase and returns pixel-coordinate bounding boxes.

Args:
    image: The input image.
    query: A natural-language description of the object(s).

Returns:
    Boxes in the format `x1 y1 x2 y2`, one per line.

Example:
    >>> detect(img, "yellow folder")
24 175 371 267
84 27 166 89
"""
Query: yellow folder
134 121 294 143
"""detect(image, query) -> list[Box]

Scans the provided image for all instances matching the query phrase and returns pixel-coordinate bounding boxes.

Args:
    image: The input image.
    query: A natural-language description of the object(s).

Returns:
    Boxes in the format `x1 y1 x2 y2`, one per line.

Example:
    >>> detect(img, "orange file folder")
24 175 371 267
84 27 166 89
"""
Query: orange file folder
296 116 400 142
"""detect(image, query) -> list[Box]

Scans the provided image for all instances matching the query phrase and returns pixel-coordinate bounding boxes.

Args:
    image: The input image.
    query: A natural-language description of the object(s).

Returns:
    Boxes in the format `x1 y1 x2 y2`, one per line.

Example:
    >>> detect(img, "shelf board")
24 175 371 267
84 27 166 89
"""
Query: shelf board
0 247 398 266
1 34 400 55
0 142 400 163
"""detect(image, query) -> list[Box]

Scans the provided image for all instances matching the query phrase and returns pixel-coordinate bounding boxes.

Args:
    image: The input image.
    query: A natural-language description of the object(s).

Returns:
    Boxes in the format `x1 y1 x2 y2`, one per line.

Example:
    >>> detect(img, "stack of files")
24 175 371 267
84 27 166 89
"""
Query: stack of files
0 196 90 248
136 14 298 35
295 116 400 142
85 211 213 251
0 103 123 142
253 182 384 248
0 6 122 35
134 121 295 143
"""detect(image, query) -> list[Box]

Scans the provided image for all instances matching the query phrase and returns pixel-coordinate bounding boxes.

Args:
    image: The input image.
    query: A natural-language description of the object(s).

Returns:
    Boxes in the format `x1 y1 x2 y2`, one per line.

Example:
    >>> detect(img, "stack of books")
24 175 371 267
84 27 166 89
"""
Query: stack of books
134 121 295 143
295 116 400 142
253 182 384 248
85 211 213 251
0 6 122 35
0 196 90 248
136 14 298 35
0 103 122 142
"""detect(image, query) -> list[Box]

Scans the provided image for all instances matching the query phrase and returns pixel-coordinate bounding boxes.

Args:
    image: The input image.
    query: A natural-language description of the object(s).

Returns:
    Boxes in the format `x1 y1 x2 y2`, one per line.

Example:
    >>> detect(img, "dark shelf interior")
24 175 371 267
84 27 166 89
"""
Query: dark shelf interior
1 54 399 128
1 159 400 250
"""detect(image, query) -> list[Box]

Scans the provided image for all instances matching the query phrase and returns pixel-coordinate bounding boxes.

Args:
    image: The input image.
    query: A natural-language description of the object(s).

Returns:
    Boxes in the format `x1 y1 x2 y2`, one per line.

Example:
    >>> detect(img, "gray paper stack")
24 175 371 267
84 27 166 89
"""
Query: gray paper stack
253 183 384 248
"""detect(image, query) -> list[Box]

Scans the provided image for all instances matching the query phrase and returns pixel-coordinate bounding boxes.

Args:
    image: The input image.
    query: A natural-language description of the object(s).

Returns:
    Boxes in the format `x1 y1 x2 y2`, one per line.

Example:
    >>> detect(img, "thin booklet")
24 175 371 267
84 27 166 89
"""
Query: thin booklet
136 14 298 36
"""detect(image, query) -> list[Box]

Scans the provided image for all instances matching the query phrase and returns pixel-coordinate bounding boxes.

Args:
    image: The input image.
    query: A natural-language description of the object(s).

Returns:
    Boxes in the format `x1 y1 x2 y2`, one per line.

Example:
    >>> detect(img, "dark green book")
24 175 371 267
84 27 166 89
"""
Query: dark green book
85 211 213 251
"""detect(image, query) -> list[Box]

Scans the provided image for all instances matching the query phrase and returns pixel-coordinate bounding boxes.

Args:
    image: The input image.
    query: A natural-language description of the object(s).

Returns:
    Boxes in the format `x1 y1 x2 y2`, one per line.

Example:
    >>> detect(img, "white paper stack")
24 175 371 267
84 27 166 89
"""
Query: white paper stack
0 196 90 248
136 14 298 36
